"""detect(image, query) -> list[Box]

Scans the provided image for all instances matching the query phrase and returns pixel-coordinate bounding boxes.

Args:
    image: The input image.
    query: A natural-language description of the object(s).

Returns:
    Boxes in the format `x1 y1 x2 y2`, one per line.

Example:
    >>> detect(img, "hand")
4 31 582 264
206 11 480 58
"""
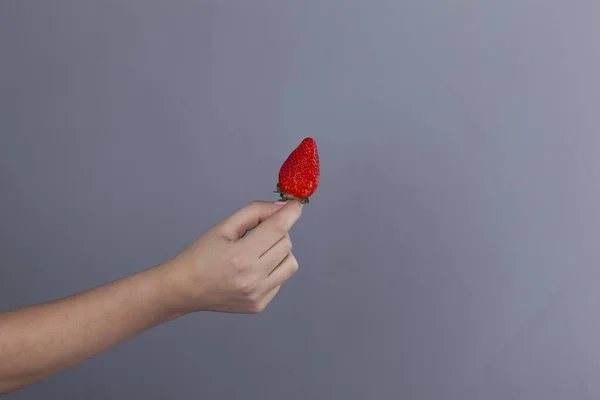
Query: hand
0 200 302 394
165 200 303 314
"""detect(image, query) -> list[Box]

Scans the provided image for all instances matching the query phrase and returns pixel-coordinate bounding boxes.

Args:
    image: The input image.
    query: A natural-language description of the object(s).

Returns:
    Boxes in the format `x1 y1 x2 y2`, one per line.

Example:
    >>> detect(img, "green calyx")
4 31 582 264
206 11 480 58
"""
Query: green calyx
274 183 310 204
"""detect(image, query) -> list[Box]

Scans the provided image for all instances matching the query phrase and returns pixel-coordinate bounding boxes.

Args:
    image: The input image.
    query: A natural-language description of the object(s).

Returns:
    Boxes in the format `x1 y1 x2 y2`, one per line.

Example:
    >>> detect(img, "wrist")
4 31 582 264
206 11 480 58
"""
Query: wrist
145 260 192 321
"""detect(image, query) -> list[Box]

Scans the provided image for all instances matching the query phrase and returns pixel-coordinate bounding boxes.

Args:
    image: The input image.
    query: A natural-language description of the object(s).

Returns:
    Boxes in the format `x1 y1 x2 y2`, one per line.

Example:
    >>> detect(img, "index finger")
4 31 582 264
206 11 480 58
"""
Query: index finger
217 200 285 241
241 200 303 257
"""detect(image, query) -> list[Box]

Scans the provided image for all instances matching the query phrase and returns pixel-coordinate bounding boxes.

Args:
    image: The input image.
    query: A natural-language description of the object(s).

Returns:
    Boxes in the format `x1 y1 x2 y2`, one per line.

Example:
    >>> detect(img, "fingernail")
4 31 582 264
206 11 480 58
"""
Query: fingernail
274 201 288 206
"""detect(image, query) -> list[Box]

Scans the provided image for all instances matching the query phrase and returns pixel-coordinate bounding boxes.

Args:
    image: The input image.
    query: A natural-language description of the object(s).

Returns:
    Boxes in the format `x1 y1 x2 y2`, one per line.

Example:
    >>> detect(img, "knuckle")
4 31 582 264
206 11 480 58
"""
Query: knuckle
229 254 248 271
246 287 261 302
283 236 293 252
234 278 256 296
286 254 299 275
247 301 264 314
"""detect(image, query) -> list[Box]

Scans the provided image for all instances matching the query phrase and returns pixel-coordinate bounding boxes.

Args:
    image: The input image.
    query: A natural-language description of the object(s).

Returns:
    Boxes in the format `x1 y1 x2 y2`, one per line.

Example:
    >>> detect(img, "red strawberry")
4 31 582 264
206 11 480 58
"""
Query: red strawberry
275 137 320 204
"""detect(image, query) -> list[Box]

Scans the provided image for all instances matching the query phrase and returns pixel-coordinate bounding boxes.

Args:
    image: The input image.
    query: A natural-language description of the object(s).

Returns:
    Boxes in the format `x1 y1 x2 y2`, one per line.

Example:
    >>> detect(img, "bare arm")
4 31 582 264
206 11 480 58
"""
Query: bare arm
0 263 180 393
0 200 302 394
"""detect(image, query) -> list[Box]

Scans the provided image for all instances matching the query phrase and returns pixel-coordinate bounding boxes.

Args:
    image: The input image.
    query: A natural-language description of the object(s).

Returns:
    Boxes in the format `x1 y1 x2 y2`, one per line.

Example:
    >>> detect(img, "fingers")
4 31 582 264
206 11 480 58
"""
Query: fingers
218 201 285 241
242 200 302 257
265 253 299 290
259 233 292 274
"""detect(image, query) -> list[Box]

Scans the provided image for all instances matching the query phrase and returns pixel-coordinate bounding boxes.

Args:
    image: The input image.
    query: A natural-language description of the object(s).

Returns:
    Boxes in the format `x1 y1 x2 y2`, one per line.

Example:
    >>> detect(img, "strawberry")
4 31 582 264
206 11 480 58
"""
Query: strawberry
275 137 320 204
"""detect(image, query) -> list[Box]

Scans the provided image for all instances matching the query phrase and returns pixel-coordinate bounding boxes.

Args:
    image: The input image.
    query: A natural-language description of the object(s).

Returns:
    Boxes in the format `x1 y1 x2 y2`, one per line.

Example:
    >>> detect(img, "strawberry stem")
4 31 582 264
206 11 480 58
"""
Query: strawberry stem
274 184 310 204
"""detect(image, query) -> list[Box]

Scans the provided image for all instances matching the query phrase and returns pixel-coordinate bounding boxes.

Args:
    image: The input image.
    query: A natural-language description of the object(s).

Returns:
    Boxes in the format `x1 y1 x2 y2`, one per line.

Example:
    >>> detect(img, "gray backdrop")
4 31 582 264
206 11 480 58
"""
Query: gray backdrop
2 1 600 399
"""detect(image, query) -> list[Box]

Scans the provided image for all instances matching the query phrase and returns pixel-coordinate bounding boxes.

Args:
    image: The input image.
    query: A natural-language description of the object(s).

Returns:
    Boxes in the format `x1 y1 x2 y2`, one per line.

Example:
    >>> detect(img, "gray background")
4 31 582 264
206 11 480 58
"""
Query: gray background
2 0 600 398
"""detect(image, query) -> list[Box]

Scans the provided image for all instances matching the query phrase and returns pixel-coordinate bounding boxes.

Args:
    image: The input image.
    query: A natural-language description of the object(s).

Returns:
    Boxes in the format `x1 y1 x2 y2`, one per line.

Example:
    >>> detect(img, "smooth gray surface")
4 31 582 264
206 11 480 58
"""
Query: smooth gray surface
2 1 600 398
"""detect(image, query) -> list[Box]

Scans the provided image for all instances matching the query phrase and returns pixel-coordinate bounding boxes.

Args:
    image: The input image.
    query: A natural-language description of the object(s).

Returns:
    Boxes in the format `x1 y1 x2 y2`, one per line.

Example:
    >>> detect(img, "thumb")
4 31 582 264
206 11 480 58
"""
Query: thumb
218 200 286 240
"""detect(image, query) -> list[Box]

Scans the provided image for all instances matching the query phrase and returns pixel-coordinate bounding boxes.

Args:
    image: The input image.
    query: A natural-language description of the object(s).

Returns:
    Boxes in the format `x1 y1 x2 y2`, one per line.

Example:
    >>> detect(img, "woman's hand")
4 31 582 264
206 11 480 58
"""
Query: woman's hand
0 200 303 394
164 200 303 315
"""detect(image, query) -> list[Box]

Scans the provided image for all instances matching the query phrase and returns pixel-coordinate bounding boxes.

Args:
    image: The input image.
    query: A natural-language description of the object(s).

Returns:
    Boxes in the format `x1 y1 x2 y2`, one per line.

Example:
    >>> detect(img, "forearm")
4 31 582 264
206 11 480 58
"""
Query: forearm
0 262 183 394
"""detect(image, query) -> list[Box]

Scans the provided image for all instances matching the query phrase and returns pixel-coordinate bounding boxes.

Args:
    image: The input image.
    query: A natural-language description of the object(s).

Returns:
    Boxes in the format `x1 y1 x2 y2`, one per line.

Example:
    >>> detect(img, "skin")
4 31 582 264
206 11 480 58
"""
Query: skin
0 200 303 395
